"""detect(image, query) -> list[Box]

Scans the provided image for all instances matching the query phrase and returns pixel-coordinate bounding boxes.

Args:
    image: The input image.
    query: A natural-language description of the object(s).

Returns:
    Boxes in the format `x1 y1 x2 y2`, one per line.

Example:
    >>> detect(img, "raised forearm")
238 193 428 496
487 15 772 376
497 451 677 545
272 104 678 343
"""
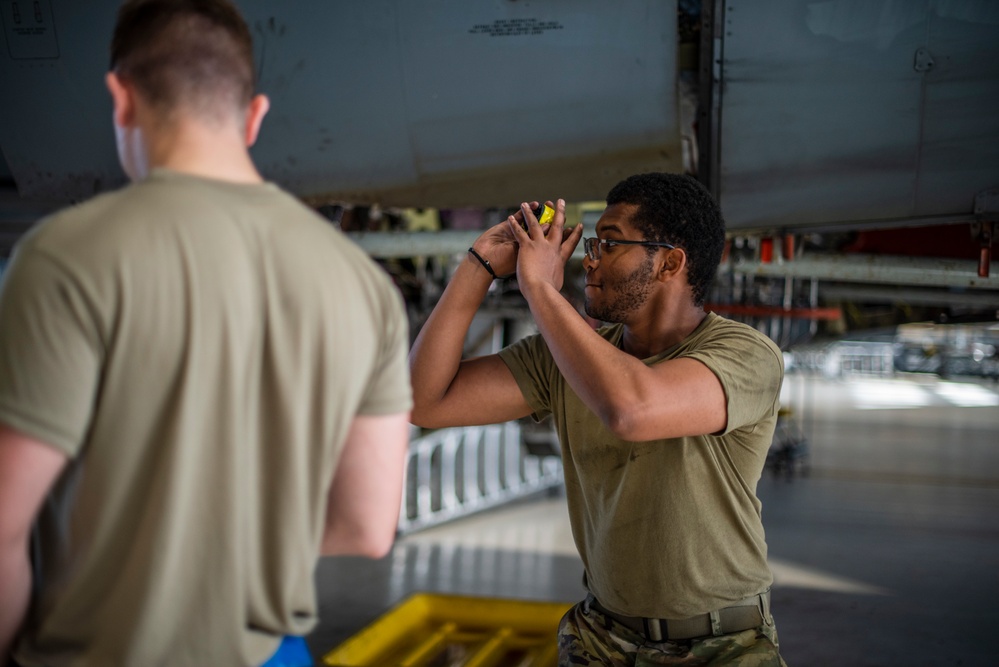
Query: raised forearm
522 282 666 438
408 256 493 423
524 282 726 439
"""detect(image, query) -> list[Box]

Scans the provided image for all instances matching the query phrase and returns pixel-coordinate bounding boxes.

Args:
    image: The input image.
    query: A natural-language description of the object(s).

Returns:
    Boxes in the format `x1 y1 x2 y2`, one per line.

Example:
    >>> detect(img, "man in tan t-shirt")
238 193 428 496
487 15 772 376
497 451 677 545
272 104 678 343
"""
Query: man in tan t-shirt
0 1 411 665
409 173 786 665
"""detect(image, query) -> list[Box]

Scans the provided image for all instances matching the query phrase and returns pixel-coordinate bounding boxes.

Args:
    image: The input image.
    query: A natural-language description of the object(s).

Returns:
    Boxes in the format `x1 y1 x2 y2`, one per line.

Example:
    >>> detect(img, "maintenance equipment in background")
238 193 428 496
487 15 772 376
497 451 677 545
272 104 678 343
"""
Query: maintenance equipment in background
766 407 810 480
2 1 997 293
3 0 998 526
323 593 570 667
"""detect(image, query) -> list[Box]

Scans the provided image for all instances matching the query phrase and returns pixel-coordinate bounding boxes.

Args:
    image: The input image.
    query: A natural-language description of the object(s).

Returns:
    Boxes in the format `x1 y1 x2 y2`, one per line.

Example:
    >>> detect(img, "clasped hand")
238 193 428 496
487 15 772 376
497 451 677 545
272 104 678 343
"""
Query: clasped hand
469 199 583 292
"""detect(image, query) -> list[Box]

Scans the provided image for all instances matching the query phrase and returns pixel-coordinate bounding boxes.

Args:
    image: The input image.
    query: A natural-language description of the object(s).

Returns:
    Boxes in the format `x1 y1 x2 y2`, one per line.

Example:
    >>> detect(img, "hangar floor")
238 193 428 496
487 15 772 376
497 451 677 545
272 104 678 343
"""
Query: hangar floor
308 372 999 667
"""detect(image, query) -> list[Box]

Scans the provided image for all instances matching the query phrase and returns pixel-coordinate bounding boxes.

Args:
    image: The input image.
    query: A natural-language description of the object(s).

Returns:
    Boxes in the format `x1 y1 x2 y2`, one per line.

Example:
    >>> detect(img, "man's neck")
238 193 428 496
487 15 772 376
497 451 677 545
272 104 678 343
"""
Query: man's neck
620 303 708 359
144 118 263 184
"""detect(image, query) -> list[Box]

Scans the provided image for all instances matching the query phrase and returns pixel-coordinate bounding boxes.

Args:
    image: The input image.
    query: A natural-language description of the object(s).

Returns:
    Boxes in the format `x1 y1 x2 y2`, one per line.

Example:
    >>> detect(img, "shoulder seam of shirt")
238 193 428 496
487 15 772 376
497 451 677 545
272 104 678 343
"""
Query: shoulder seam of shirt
14 245 110 353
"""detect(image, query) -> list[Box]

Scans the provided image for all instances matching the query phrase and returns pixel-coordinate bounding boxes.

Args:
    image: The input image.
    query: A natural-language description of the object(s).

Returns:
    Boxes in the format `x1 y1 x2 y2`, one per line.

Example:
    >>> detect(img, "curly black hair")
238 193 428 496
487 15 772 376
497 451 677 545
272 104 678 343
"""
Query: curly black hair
606 173 725 306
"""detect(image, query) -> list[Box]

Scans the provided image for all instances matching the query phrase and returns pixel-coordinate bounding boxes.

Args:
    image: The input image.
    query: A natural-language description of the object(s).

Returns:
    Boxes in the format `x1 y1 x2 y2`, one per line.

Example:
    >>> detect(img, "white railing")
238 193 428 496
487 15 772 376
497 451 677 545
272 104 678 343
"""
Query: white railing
398 422 563 534
791 341 895 378
827 342 895 376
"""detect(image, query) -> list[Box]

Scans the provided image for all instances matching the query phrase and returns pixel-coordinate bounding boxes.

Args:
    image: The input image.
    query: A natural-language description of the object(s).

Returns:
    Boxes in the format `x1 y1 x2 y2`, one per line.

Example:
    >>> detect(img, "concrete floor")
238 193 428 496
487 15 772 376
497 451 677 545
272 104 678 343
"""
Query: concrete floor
309 373 999 666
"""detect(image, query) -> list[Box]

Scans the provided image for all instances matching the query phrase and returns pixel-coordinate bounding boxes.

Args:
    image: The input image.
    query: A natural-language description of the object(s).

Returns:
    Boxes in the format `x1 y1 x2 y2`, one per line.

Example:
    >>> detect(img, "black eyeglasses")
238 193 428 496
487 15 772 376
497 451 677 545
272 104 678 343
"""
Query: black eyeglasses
583 237 675 261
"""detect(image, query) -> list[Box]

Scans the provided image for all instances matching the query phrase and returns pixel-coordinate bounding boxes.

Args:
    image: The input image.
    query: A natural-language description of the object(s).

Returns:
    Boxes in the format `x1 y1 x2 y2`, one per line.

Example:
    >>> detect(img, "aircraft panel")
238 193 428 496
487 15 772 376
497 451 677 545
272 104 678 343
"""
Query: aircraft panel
916 4 999 214
0 0 682 209
714 0 999 231
0 0 121 202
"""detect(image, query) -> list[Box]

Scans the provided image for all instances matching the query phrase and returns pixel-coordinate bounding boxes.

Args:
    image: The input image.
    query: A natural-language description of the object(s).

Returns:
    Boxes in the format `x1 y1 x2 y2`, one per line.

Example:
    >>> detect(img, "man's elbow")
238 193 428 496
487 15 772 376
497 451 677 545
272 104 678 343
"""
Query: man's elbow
600 403 726 441
360 534 396 559
409 401 449 429
320 526 397 559
602 414 636 441
409 402 432 428
600 402 647 442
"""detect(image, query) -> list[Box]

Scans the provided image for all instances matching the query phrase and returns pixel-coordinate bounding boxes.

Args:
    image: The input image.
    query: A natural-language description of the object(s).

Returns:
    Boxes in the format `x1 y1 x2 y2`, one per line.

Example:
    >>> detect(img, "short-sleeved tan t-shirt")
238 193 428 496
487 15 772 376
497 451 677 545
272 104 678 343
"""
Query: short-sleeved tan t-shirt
0 169 412 666
499 312 783 619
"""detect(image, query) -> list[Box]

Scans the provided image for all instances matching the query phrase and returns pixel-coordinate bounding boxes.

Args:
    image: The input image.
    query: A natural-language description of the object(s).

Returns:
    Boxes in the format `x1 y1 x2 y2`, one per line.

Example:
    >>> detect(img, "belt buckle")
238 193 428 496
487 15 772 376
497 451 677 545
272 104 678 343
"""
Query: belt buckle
642 618 664 642
709 609 724 636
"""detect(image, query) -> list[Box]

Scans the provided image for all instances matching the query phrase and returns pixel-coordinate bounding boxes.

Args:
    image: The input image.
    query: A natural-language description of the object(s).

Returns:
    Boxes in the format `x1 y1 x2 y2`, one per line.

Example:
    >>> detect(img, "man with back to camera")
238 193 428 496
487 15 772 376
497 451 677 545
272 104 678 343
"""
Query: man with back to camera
409 173 787 666
0 1 412 665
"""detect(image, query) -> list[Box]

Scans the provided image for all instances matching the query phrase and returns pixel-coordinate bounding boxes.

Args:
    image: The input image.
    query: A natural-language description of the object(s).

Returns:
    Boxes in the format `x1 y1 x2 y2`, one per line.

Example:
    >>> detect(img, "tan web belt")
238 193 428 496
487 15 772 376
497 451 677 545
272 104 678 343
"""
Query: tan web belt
588 590 770 642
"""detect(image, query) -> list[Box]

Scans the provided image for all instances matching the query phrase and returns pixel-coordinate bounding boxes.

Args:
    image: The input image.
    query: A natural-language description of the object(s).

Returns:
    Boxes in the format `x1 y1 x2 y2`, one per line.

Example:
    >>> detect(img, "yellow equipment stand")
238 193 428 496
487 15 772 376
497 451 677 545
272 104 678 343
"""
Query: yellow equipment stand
323 593 573 667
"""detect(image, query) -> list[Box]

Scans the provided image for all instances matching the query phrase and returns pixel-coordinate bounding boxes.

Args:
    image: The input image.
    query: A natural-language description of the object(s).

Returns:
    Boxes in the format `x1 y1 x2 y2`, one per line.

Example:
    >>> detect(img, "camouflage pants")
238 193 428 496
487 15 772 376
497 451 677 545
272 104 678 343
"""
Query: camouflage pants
557 597 787 667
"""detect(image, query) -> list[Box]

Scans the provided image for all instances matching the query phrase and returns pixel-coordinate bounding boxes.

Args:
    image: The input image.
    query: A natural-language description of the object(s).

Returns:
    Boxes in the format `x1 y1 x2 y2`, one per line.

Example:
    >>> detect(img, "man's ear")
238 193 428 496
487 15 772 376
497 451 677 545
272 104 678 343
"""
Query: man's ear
105 72 135 128
244 94 270 147
656 247 686 282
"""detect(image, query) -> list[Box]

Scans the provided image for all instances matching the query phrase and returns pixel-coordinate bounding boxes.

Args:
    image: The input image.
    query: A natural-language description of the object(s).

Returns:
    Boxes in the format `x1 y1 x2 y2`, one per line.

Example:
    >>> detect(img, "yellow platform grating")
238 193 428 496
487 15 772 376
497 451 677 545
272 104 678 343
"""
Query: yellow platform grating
322 593 573 667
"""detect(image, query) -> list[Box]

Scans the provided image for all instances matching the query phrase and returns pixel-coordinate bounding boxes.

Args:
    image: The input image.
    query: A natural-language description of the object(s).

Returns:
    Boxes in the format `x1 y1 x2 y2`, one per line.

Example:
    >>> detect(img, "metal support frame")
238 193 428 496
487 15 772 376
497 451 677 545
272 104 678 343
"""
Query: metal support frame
791 341 896 379
697 0 725 198
821 285 999 309
974 221 993 278
723 254 999 290
398 422 563 535
349 232 999 291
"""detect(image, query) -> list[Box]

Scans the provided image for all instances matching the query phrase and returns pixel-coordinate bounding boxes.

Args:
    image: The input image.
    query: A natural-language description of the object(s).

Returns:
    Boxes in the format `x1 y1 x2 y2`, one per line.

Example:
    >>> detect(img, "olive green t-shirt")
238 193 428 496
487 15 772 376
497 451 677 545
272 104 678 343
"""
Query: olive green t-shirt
499 312 783 619
0 169 412 666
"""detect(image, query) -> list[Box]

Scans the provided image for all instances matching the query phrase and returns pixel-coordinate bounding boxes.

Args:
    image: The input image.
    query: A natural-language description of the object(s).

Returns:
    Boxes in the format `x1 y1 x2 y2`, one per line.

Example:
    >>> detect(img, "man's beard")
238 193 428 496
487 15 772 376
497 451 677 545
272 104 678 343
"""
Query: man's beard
583 254 655 323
